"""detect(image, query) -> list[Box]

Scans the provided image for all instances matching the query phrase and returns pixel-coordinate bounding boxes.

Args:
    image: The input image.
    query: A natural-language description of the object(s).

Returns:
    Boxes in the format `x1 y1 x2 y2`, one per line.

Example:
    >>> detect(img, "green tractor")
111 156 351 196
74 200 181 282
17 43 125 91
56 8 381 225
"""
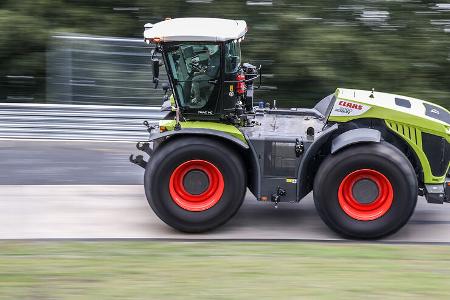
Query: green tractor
130 18 450 239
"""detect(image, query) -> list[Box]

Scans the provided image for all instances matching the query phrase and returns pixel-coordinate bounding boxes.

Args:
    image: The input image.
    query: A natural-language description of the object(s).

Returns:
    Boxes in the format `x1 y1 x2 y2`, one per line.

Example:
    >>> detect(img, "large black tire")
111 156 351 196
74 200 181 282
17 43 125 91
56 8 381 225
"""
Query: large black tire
144 136 246 232
313 142 418 239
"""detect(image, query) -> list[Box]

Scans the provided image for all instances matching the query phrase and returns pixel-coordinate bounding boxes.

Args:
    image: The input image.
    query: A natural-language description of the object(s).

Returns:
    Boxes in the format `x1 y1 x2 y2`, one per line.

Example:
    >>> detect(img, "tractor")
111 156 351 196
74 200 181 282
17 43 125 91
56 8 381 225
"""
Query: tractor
130 18 450 239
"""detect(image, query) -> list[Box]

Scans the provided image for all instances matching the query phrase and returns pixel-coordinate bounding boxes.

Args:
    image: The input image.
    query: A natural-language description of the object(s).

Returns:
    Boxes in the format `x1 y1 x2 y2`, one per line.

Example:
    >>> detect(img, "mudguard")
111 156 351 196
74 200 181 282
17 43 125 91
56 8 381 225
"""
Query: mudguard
146 128 249 150
297 124 339 200
296 126 381 200
331 128 381 154
147 127 263 199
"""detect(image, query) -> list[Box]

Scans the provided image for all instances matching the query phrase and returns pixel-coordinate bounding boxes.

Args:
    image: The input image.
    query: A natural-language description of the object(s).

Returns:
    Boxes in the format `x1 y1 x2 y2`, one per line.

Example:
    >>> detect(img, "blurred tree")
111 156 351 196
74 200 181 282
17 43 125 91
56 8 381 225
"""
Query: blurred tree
0 0 449 107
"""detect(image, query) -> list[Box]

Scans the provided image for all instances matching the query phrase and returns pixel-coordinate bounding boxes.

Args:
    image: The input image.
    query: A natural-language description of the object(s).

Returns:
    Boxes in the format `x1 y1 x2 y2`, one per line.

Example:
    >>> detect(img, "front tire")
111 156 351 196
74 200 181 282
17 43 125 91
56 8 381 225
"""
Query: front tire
313 142 418 239
144 136 246 233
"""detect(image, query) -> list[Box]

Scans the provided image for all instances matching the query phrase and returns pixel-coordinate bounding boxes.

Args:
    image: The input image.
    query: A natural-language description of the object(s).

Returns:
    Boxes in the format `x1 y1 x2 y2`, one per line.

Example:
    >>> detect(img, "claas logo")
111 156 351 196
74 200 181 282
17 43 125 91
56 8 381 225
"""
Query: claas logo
338 101 363 110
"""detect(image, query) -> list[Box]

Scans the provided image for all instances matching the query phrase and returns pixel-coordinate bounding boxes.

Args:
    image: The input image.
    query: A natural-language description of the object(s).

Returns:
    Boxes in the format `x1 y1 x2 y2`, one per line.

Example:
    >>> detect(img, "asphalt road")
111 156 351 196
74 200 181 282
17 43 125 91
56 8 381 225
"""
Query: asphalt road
0 139 143 185
1 140 450 242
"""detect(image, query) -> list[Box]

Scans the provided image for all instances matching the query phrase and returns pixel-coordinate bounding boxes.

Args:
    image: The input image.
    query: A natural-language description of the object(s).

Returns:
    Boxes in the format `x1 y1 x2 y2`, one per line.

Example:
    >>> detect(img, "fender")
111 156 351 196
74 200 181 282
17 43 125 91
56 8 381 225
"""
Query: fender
331 128 381 154
297 124 338 200
146 128 250 150
145 128 260 197
296 126 381 200
131 127 250 169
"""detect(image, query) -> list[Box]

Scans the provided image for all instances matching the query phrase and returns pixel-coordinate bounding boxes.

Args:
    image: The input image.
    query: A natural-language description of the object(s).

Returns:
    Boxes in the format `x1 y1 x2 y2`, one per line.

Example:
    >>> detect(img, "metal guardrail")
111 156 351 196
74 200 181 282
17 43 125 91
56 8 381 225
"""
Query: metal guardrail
2 34 166 142
46 34 167 106
0 103 164 142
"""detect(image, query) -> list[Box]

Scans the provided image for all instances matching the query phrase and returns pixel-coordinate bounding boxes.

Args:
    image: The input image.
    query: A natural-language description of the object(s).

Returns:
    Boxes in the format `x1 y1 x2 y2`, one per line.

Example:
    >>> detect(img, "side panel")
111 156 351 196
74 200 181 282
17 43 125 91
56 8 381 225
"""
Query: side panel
242 112 327 202
246 136 311 202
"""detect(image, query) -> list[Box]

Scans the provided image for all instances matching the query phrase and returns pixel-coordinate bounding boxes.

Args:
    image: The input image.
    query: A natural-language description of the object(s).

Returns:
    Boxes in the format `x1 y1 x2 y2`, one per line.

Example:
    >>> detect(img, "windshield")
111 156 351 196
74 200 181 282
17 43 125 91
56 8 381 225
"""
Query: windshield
165 44 221 110
225 40 241 73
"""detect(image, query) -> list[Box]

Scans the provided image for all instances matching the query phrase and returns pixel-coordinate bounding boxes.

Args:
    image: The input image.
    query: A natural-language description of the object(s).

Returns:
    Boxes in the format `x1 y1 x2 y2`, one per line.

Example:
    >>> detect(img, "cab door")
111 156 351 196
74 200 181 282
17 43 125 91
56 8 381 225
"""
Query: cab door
163 43 222 117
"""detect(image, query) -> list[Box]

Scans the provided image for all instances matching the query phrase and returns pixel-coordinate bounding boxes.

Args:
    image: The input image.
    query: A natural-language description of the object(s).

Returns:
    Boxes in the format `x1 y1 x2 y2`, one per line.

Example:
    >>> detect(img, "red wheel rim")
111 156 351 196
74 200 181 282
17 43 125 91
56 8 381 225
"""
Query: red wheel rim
169 160 224 212
338 169 393 221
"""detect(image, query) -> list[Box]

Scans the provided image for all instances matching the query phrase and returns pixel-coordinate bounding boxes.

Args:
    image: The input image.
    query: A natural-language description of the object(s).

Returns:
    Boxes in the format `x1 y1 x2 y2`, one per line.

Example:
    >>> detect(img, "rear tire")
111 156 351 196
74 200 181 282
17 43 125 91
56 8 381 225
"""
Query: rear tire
144 136 246 233
313 142 418 239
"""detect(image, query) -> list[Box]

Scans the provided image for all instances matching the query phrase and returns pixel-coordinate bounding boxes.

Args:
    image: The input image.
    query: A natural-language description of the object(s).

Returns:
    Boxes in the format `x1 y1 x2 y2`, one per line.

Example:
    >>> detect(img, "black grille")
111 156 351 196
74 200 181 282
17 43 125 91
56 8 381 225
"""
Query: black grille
422 132 450 177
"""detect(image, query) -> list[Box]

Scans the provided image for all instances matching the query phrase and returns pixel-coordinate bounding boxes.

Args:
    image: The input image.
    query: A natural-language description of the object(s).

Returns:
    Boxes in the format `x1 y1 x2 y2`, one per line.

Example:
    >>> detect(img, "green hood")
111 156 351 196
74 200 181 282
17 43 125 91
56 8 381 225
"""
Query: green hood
328 88 450 184
329 88 450 140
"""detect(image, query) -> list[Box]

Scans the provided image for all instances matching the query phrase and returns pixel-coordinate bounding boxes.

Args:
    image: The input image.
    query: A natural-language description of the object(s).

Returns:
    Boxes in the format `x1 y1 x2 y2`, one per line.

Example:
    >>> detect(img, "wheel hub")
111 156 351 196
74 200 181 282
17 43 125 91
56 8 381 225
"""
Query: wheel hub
338 169 393 221
183 170 210 195
169 160 224 212
351 179 379 204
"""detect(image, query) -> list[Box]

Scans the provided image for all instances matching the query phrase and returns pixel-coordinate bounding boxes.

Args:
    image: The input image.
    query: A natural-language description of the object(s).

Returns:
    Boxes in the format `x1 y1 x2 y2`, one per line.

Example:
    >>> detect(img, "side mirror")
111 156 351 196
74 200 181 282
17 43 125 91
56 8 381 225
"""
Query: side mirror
152 58 160 89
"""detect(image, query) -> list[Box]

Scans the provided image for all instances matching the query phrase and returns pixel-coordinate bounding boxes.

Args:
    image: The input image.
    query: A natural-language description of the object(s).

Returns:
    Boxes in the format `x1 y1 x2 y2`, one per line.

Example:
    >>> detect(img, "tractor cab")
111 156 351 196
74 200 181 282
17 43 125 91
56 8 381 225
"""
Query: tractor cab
144 18 259 124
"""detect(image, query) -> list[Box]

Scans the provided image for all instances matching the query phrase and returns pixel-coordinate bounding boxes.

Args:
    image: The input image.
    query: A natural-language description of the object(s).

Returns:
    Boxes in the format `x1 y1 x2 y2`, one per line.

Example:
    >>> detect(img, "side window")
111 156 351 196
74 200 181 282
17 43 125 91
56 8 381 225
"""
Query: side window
167 44 221 110
225 40 241 73
166 47 186 106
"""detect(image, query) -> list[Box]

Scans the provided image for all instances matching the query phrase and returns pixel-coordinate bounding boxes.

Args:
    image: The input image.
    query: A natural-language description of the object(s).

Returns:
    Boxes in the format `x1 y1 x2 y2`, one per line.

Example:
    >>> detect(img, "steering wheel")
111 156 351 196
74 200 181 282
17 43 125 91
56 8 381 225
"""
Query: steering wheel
188 55 203 73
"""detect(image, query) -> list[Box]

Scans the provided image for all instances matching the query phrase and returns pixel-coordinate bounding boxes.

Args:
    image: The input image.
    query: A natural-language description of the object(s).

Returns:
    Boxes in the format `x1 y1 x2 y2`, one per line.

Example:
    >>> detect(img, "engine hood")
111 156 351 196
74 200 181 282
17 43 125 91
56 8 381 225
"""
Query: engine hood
329 88 450 136
328 88 450 184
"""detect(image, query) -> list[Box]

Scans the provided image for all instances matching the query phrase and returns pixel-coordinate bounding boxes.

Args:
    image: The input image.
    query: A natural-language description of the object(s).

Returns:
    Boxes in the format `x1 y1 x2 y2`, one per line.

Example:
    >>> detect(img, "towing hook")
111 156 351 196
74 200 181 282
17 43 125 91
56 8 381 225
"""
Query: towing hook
147 125 157 134
136 142 153 155
143 121 157 134
271 186 286 208
129 154 147 168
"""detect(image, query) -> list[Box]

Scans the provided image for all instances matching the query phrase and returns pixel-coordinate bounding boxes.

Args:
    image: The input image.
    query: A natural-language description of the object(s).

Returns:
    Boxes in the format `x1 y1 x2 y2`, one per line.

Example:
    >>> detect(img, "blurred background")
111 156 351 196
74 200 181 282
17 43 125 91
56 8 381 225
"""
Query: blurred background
2 3 450 297
0 0 449 108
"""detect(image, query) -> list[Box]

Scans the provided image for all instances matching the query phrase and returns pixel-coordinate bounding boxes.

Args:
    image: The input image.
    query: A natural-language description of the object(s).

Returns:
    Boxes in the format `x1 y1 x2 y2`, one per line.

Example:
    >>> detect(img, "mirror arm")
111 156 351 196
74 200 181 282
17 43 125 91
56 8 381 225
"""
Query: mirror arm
152 57 160 89
256 65 262 89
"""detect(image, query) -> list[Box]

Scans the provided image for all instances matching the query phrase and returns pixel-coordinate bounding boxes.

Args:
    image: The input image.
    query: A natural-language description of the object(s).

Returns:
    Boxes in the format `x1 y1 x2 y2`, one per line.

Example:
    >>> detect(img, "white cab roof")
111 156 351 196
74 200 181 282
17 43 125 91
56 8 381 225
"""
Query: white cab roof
144 18 247 42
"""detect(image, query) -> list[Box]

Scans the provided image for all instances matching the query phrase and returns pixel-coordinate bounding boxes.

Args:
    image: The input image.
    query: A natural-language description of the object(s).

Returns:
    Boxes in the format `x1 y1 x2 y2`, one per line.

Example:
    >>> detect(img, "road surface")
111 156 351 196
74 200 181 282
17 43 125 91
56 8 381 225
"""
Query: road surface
1 140 450 242
0 139 143 185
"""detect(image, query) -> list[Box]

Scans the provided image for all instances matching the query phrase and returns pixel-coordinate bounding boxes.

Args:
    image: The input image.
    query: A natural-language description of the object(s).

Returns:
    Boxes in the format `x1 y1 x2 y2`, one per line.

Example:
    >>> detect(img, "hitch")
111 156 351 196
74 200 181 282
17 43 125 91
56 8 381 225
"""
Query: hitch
271 186 286 208
136 142 153 155
143 121 157 134
129 154 147 168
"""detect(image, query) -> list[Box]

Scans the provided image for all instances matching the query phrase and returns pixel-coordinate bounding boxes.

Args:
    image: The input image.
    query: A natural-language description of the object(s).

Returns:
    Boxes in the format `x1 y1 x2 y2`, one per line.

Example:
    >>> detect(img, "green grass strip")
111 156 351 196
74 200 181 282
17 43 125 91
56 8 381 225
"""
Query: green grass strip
1 242 450 299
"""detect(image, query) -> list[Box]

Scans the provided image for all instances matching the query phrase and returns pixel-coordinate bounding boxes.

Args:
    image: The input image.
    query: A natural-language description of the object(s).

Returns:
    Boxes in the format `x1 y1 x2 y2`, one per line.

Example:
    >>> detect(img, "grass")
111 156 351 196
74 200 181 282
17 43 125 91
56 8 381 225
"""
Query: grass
0 242 450 299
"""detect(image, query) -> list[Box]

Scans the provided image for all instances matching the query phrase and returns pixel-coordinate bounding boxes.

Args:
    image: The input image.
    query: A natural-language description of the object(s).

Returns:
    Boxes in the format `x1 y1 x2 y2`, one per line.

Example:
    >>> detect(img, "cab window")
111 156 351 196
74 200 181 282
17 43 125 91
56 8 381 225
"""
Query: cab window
166 44 221 110
225 40 241 73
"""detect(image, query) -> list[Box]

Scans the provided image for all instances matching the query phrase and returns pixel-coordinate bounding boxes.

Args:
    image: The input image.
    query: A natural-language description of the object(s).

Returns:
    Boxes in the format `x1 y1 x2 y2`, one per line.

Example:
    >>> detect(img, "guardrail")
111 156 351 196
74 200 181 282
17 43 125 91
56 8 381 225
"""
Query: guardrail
0 103 164 142
46 34 166 107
